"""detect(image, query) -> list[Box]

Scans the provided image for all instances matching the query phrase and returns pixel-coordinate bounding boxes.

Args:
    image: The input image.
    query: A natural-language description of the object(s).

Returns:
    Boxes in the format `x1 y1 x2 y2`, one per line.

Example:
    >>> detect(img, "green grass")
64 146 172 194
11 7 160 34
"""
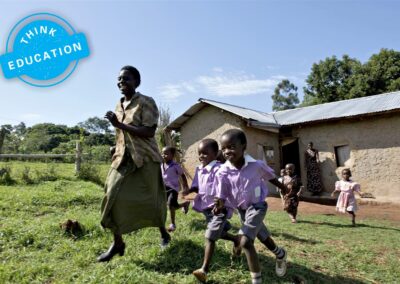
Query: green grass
0 162 399 283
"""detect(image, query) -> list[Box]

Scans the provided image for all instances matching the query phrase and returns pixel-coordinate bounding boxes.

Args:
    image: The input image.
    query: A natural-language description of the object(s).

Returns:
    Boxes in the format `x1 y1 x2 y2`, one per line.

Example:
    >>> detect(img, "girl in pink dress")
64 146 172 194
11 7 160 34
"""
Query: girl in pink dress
331 168 365 226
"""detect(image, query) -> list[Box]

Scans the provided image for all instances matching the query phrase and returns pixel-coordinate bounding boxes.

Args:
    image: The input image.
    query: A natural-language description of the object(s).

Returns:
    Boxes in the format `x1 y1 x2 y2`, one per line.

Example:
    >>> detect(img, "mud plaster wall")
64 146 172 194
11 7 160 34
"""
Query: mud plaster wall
180 106 280 185
292 114 400 200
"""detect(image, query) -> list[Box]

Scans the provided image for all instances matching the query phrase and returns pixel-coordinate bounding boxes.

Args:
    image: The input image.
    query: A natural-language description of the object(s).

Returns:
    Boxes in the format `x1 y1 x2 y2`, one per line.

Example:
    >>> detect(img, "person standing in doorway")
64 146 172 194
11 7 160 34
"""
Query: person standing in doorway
304 142 323 195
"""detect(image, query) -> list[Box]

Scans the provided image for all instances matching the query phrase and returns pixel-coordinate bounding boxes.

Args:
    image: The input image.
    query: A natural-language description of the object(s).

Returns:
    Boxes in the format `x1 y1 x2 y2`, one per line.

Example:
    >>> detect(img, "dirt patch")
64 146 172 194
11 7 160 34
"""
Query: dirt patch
267 196 400 224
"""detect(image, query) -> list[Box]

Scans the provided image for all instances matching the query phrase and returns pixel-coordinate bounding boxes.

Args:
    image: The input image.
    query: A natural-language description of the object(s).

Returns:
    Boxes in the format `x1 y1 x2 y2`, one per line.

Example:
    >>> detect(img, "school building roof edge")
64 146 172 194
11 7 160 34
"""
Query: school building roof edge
166 91 400 131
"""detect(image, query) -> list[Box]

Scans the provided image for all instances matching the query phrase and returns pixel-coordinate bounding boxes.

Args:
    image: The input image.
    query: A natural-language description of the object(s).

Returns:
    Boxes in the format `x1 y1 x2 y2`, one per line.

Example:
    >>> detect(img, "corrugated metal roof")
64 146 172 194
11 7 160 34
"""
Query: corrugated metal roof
273 91 400 126
200 98 277 125
167 91 400 130
167 101 207 130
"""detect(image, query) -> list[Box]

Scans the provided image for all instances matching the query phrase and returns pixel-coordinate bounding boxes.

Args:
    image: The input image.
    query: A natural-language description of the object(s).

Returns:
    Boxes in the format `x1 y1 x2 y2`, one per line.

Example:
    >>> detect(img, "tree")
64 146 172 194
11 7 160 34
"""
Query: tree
14 122 27 137
20 123 70 153
156 105 172 149
271 79 300 111
302 49 400 106
348 48 400 98
0 125 12 154
302 55 362 106
77 117 111 134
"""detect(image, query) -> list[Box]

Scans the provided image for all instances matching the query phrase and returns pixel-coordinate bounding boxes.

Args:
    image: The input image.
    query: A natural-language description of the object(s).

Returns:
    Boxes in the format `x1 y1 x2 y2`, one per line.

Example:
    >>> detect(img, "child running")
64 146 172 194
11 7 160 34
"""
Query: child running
161 146 190 232
331 168 364 226
282 163 303 223
191 139 241 282
199 129 288 284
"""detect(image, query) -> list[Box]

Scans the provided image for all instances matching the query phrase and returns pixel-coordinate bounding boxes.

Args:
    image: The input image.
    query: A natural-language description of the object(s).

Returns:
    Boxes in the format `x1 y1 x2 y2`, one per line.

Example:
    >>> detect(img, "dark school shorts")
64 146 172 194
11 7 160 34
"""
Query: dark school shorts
166 187 179 208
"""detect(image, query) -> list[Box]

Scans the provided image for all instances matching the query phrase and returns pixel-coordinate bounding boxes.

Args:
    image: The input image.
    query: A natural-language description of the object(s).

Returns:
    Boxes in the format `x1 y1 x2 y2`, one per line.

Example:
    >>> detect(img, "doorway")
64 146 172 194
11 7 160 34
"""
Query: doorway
281 138 301 177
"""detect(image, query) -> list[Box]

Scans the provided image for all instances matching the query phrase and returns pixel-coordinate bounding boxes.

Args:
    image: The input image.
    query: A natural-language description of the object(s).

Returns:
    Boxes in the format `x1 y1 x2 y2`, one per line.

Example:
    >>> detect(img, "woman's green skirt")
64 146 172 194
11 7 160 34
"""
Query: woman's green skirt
100 158 167 234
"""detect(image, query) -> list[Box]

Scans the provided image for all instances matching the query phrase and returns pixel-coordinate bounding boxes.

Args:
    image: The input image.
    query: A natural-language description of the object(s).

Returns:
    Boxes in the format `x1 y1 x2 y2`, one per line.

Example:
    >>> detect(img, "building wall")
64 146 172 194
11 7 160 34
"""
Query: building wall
180 106 280 184
292 113 400 200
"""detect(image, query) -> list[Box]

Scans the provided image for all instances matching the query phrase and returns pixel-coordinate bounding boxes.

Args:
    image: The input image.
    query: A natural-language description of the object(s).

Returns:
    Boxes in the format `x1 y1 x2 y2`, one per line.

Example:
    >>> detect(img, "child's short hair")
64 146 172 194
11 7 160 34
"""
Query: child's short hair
200 138 219 154
221 129 247 145
121 65 141 87
286 163 295 169
342 168 352 176
163 146 176 155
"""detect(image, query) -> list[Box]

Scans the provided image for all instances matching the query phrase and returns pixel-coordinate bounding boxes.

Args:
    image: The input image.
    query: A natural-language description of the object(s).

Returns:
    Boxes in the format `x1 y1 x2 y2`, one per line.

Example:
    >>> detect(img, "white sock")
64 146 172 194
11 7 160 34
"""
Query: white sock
251 272 262 284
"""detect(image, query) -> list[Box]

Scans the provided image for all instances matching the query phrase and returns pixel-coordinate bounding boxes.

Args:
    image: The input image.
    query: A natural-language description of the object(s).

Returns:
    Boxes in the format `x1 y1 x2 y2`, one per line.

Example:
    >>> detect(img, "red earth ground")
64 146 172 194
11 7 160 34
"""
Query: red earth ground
266 196 400 224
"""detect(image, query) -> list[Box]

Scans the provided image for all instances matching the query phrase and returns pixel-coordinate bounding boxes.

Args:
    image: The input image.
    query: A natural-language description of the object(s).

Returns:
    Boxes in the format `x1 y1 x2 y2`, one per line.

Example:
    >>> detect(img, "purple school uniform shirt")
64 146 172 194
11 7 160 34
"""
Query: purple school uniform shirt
191 160 221 212
161 161 183 191
215 155 276 211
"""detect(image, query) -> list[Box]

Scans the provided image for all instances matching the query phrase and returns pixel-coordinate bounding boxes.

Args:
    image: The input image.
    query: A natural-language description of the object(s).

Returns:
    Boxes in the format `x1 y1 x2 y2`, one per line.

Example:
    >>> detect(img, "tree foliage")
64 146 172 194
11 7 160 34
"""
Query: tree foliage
271 79 300 111
302 49 400 106
302 55 361 105
77 117 111 134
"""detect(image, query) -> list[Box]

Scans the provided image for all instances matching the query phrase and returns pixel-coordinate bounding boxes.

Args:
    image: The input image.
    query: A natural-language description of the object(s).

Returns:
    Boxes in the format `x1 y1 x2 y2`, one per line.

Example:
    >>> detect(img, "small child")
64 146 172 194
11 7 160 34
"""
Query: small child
277 169 286 205
210 129 288 284
161 146 190 232
192 139 241 282
331 168 364 226
282 164 303 223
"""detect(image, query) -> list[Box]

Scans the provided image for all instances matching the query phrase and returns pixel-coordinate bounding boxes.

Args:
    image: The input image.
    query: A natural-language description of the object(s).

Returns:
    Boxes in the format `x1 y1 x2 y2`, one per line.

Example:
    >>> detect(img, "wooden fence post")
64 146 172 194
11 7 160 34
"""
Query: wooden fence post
75 141 82 174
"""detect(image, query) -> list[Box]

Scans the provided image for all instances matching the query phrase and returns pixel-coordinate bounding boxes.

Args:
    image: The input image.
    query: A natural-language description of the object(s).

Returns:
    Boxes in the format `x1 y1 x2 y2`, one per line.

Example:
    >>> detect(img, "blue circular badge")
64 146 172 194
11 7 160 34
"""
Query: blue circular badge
0 12 90 87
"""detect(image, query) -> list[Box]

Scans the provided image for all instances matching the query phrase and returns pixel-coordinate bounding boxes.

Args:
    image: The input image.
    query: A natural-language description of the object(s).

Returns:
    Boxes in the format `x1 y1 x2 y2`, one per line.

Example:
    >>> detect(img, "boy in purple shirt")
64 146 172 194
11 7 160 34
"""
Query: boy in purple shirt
161 146 190 232
192 139 241 282
214 129 288 284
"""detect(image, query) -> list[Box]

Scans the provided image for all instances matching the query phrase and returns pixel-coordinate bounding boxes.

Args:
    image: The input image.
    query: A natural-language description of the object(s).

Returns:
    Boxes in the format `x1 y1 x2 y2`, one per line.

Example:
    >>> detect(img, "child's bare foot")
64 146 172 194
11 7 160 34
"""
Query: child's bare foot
193 269 207 282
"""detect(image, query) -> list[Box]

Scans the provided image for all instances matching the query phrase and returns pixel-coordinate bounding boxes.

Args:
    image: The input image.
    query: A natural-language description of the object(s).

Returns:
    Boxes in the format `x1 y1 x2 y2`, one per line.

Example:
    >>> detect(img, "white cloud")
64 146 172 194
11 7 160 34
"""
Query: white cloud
157 70 304 101
158 82 197 101
196 73 281 97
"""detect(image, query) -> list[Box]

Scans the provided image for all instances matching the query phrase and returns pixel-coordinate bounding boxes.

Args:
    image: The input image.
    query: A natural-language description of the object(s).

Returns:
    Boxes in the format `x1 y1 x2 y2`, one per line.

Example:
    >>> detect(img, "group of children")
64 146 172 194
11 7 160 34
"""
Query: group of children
160 129 364 283
161 129 287 283
276 166 364 226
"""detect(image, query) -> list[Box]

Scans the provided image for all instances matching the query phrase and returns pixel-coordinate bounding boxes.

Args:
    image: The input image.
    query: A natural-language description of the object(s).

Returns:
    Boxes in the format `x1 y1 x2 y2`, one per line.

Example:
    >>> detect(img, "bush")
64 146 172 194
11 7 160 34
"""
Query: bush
76 163 104 186
84 145 112 163
34 164 58 182
20 166 35 185
0 166 16 185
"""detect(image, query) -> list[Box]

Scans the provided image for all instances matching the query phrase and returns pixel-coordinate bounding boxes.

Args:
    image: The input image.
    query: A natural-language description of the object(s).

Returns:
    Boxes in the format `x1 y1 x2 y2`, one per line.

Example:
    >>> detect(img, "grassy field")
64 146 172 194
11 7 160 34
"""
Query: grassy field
0 162 399 283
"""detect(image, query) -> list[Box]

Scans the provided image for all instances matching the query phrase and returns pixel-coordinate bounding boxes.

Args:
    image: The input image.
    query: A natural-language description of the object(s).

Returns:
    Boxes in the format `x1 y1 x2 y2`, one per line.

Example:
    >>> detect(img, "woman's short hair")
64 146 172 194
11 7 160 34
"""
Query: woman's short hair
121 65 141 87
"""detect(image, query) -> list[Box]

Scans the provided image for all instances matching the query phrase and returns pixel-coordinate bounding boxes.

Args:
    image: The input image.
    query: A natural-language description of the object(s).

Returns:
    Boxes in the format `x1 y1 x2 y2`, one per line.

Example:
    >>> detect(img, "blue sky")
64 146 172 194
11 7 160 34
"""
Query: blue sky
0 0 399 127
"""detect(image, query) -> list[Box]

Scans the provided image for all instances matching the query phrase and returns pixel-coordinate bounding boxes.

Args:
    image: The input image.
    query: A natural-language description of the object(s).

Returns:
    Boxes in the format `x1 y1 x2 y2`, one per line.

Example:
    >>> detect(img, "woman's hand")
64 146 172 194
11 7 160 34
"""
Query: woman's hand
331 192 336 197
104 111 120 128
182 187 190 196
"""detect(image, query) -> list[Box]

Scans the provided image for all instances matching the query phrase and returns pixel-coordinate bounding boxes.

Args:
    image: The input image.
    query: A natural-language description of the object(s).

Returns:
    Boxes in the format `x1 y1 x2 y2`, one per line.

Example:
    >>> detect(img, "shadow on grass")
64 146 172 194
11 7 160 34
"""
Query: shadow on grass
257 253 366 284
299 220 400 231
274 232 320 245
133 239 366 284
188 218 240 233
188 218 207 231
